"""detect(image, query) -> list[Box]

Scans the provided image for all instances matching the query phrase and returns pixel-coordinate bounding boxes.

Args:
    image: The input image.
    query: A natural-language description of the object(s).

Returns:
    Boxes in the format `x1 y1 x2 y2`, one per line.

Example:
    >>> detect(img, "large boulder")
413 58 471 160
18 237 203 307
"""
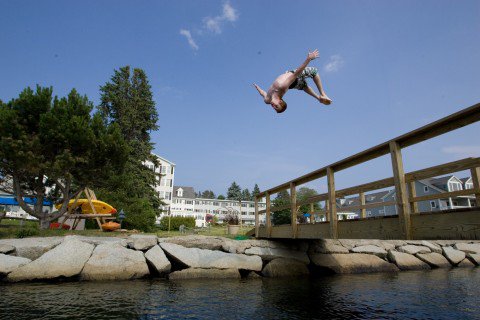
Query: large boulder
351 245 387 259
416 253 452 268
76 236 127 247
398 245 431 255
0 237 63 260
310 240 349 254
467 253 480 266
145 245 171 274
387 250 430 271
310 253 398 274
442 246 466 265
454 243 480 254
168 268 240 280
81 243 149 280
7 237 94 282
339 239 400 251
160 242 262 271
127 235 158 251
244 247 310 264
0 244 15 254
0 254 31 275
406 240 442 254
160 235 226 251
457 259 475 268
222 239 297 254
261 258 309 278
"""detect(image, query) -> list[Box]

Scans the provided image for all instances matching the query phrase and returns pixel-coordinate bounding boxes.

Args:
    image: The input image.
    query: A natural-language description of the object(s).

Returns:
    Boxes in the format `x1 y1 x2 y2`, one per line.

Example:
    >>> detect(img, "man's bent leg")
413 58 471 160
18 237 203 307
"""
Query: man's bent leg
312 74 332 105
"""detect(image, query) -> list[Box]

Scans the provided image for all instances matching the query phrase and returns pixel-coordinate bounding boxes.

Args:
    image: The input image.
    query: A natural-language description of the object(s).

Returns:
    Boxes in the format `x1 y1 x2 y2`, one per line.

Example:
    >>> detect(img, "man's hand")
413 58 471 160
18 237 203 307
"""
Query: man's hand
307 49 319 61
253 83 267 99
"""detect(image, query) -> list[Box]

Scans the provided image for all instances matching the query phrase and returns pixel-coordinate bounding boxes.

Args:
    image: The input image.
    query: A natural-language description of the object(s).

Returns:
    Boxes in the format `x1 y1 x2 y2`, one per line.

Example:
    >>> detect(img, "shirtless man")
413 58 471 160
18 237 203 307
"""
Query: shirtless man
253 49 332 113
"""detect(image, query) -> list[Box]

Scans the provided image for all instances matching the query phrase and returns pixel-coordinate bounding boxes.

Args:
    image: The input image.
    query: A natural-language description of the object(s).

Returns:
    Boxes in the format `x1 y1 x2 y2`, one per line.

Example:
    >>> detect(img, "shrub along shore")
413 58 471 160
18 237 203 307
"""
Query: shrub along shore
0 235 479 282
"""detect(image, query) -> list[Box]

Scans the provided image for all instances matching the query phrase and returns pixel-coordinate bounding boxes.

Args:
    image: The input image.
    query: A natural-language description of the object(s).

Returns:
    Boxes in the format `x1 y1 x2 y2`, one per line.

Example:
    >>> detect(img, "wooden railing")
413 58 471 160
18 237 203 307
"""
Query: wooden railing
254 102 480 240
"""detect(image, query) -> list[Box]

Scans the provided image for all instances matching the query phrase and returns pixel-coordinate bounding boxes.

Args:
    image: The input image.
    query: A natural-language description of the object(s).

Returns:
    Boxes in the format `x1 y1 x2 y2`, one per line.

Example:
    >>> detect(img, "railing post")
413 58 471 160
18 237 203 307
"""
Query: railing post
471 167 480 206
290 182 297 238
359 192 366 218
327 167 338 239
389 141 412 240
254 196 259 238
408 181 418 213
309 203 314 223
325 200 329 222
266 192 271 238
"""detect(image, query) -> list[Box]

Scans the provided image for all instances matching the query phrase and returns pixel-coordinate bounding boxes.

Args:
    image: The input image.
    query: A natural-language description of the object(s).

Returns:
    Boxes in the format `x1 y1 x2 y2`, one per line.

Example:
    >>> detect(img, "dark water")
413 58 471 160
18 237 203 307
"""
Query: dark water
1 268 479 320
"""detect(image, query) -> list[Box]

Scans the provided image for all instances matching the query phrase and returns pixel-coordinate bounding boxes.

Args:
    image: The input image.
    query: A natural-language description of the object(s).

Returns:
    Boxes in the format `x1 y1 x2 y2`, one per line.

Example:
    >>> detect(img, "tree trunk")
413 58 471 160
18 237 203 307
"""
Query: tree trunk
40 218 51 230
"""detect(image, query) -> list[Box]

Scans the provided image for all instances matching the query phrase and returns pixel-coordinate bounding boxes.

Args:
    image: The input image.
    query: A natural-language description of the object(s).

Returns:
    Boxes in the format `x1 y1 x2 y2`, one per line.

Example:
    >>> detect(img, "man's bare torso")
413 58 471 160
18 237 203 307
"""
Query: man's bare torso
264 72 292 103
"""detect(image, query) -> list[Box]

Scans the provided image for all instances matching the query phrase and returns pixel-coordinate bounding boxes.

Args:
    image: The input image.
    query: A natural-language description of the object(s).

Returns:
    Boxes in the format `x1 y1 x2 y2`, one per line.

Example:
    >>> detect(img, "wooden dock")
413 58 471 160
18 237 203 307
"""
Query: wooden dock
254 102 480 240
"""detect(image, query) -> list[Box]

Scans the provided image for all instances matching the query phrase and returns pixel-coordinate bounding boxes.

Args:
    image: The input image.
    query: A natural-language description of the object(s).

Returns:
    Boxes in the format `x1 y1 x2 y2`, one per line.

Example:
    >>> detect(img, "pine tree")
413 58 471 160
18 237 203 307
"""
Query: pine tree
227 182 242 200
251 184 260 200
241 188 251 201
97 66 160 231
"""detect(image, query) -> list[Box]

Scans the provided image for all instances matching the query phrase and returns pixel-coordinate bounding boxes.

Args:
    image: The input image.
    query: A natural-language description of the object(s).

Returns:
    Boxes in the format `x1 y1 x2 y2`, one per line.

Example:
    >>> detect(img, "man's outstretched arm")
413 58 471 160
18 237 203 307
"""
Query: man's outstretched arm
253 84 269 103
292 49 319 78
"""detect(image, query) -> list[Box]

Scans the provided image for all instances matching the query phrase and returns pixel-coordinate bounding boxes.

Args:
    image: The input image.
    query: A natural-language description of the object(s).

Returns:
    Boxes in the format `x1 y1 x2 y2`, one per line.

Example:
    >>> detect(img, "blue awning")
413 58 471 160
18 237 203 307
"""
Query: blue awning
0 196 52 206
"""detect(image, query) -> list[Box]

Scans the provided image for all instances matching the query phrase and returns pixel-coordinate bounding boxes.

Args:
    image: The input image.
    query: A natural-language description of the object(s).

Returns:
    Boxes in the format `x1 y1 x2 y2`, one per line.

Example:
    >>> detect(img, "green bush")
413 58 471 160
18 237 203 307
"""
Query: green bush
15 227 39 238
159 216 195 231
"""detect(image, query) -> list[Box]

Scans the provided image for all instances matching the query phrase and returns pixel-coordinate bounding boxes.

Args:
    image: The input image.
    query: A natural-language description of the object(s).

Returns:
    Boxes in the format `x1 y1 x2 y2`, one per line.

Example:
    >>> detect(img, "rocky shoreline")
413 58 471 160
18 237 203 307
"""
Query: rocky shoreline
0 235 479 282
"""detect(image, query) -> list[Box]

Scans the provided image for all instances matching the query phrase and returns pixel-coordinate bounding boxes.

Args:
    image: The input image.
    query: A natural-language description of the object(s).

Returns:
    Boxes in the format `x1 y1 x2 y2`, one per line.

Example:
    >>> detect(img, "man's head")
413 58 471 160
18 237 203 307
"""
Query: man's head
271 98 287 113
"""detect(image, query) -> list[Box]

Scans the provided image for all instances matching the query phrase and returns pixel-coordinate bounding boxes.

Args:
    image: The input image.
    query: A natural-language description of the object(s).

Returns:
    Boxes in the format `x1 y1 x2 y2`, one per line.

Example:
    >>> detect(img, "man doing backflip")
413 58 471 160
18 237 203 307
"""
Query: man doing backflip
253 49 332 113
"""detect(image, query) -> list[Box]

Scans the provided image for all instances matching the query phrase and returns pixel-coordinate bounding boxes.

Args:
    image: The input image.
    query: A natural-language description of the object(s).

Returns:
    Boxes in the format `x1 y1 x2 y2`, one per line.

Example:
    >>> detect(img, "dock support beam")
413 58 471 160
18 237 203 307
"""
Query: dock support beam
290 183 297 238
390 141 412 240
327 167 338 239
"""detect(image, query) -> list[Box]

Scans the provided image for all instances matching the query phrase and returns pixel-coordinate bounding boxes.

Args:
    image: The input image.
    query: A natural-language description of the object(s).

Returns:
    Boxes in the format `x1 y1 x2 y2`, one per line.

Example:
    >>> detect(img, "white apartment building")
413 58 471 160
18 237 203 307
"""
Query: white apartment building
144 153 175 223
163 186 267 227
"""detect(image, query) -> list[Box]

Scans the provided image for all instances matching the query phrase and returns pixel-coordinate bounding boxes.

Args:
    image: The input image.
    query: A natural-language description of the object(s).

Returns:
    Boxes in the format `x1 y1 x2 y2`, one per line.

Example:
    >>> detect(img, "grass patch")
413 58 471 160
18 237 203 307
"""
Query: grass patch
0 219 255 240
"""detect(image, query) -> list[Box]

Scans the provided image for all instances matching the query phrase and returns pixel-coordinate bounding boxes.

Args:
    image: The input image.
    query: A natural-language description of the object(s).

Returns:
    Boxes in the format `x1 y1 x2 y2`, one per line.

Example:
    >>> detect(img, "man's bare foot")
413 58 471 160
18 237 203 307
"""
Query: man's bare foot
319 94 332 105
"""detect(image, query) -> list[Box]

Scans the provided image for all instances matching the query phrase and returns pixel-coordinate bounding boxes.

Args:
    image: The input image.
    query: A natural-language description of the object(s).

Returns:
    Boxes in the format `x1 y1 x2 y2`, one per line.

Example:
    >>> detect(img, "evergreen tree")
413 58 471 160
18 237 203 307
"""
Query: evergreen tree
97 66 160 231
227 182 242 200
251 183 260 201
241 188 251 201
0 86 128 228
271 190 291 225
217 194 225 200
201 190 215 199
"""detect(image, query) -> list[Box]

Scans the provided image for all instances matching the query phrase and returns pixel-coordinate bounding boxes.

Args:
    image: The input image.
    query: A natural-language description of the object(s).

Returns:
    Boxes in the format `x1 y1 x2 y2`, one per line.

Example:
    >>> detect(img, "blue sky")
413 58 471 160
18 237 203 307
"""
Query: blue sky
1 0 479 196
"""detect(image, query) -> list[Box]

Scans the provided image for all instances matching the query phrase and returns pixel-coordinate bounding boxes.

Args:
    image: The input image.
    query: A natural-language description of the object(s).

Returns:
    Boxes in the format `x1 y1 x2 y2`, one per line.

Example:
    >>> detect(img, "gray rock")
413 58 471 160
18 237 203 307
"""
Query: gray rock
145 245 171 274
398 245 431 255
406 240 442 254
161 235 226 251
387 250 430 271
0 254 31 275
160 242 262 271
351 245 387 259
442 246 466 265
467 253 480 266
246 271 262 279
76 236 128 247
311 240 349 254
81 243 149 281
168 268 240 280
261 258 309 278
0 237 63 260
0 244 15 254
338 239 401 251
222 239 293 254
454 243 480 254
457 259 475 268
244 247 310 264
434 240 459 247
416 253 452 268
127 235 158 251
310 253 399 274
7 237 94 282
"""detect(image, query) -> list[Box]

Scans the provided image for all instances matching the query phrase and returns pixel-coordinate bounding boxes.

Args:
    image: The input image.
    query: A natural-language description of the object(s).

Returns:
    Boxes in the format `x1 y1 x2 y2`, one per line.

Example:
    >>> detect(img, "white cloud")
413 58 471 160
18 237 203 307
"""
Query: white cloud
222 2 238 22
202 1 238 34
442 145 480 157
324 54 344 73
179 29 199 50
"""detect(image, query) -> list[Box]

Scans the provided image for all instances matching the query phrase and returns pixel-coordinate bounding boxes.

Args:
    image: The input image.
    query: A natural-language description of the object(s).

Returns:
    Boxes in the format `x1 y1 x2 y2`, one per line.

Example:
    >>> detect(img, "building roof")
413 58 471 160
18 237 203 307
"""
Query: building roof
151 153 176 166
173 186 196 199
339 190 390 208
460 177 472 184
429 175 454 190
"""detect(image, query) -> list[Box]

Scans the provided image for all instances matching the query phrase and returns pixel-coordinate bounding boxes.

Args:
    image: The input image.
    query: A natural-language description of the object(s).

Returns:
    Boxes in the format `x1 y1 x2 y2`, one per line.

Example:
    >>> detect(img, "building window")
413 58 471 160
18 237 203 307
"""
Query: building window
430 201 436 209
449 182 462 191
165 192 171 200
185 200 193 205
424 186 429 192
465 183 473 190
